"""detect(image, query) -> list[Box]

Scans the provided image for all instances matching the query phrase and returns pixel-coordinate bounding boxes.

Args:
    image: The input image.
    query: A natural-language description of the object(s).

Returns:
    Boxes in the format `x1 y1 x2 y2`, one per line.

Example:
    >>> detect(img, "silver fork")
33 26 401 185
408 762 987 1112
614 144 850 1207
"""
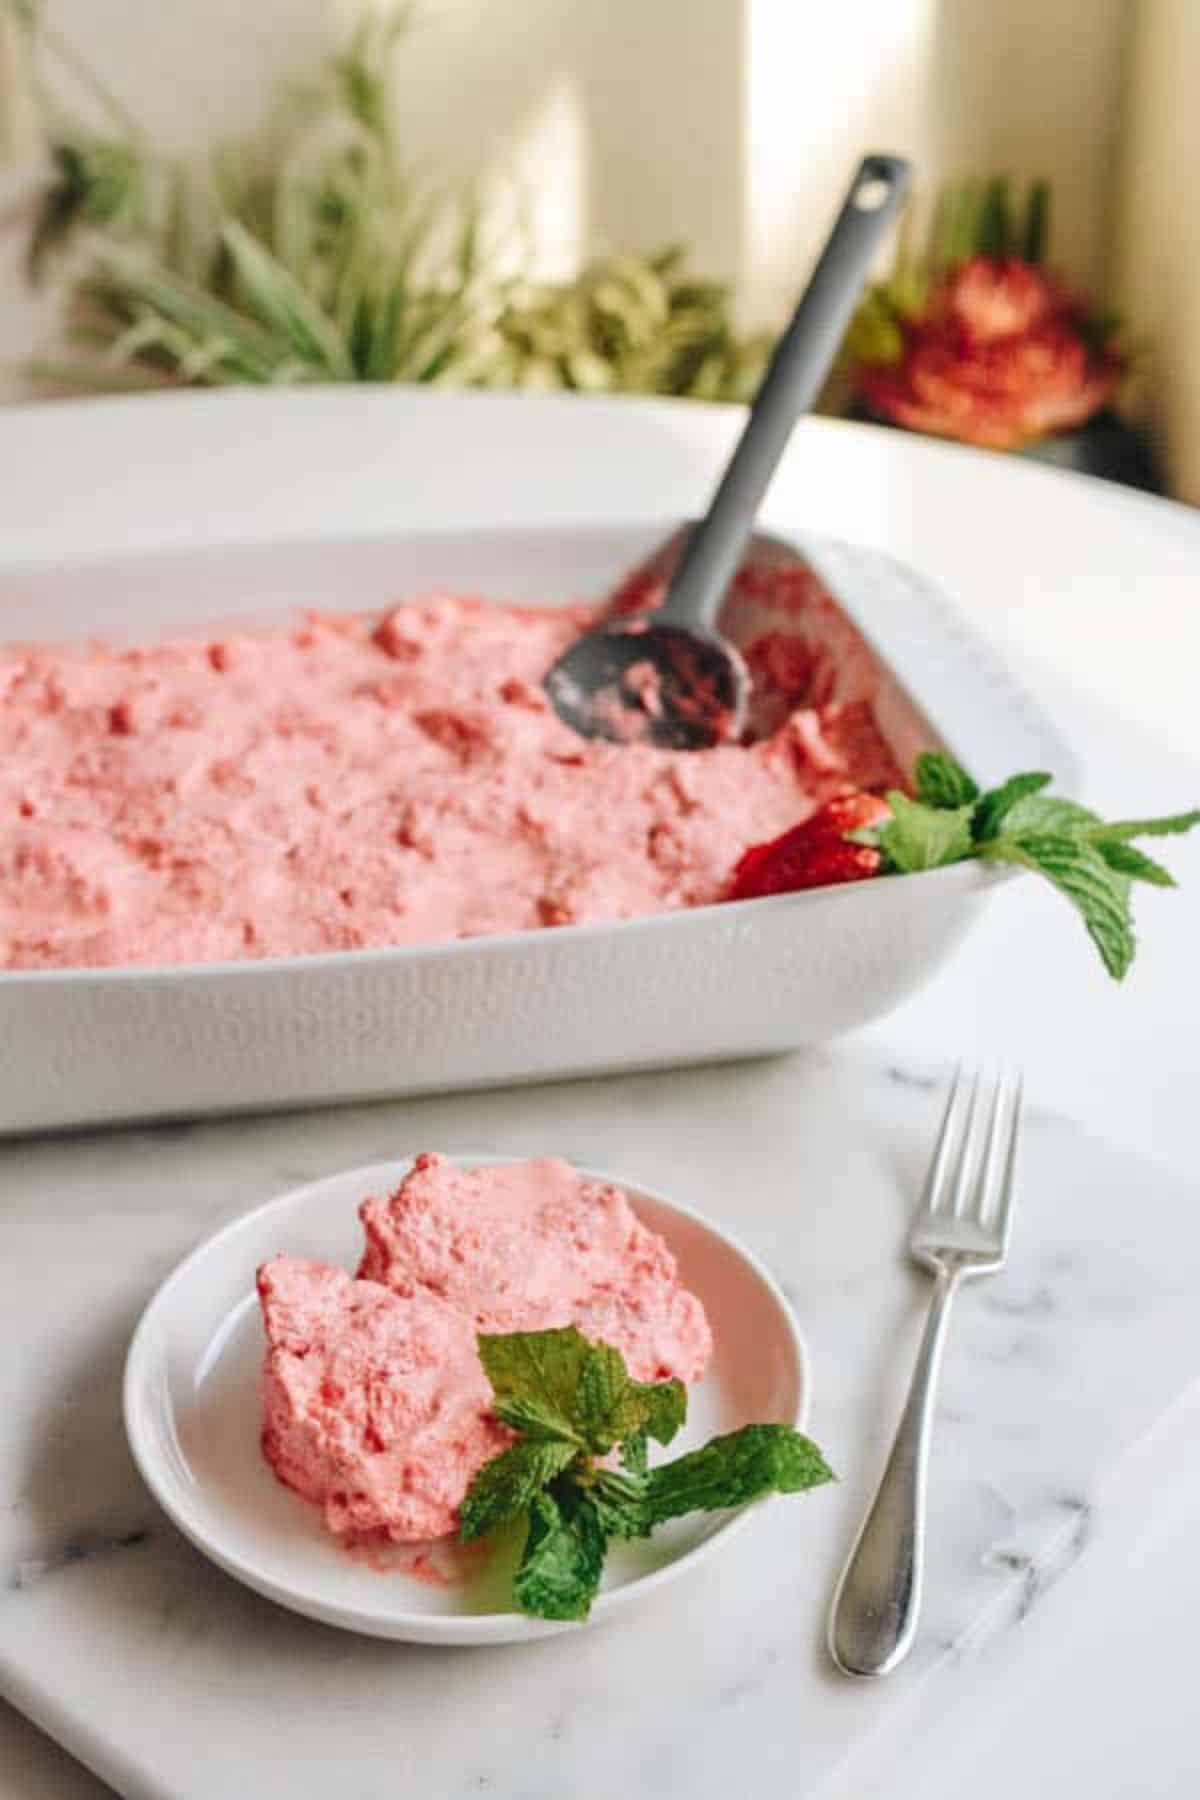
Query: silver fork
828 1065 1023 1678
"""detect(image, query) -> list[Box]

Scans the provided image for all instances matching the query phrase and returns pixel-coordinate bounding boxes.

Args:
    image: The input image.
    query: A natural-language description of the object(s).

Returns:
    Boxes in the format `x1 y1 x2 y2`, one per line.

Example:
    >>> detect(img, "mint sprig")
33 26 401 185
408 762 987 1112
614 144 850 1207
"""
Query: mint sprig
474 1325 685 1455
514 1489 607 1622
457 1440 578 1542
460 1326 834 1621
915 754 979 810
853 751 1199 980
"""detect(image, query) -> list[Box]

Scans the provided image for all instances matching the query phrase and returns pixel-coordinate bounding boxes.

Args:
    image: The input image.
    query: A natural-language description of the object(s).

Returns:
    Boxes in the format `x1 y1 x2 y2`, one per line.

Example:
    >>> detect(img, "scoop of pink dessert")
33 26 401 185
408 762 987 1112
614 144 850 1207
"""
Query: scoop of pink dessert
257 1256 512 1543
258 1157 713 1545
358 1153 712 1384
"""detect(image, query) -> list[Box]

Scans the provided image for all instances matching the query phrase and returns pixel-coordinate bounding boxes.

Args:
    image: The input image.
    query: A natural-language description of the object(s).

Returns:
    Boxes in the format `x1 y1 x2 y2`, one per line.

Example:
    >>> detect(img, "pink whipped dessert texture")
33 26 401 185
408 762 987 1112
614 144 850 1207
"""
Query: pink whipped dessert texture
258 1155 712 1544
2 563 900 970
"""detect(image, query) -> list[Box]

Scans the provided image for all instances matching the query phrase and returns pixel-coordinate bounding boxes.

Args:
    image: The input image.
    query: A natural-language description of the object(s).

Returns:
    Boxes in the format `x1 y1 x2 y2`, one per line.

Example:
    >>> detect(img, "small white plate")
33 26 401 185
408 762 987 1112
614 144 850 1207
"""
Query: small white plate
124 1156 808 1644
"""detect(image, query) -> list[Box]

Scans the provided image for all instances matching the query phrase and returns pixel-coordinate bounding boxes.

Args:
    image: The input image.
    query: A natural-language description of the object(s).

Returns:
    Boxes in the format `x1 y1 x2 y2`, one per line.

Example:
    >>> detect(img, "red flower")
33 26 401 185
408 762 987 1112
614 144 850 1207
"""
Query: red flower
856 256 1122 451
943 256 1057 342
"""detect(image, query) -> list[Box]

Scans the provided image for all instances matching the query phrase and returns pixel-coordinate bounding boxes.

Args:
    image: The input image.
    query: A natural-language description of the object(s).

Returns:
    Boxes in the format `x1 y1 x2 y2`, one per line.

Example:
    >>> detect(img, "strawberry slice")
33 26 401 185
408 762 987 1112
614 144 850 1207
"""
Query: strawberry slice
729 792 890 900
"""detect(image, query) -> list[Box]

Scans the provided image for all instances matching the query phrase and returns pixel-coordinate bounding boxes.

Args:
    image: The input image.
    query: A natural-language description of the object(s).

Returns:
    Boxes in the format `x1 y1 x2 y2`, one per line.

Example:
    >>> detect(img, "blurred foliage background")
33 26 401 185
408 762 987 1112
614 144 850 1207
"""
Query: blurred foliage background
16 5 774 400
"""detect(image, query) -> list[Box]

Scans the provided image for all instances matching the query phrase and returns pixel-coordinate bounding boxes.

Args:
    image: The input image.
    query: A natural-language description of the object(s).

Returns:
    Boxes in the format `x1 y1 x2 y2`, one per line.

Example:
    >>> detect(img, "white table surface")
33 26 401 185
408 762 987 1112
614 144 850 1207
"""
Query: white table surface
1 391 1198 1798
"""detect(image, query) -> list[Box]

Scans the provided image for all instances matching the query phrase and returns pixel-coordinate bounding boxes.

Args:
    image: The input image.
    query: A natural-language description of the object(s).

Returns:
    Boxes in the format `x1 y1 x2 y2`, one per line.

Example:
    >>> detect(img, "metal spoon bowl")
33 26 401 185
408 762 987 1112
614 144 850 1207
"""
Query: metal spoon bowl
544 153 911 749
544 620 747 751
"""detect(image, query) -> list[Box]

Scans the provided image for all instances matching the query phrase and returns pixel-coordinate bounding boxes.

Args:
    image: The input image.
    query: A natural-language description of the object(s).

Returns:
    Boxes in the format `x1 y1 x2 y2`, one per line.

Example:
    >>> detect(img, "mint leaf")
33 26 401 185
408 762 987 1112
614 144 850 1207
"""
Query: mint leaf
592 1428 838 1540
575 1340 686 1453
575 1340 629 1448
513 1488 605 1621
640 1425 835 1526
973 771 1052 841
996 793 1098 837
478 1327 687 1455
476 1327 590 1442
463 1326 838 1620
459 1439 578 1542
877 791 975 872
490 1396 583 1442
620 1432 648 1476
638 1378 687 1446
1088 809 1200 842
983 832 1135 979
969 789 1197 947
1096 841 1175 887
914 751 979 809
590 1469 652 1540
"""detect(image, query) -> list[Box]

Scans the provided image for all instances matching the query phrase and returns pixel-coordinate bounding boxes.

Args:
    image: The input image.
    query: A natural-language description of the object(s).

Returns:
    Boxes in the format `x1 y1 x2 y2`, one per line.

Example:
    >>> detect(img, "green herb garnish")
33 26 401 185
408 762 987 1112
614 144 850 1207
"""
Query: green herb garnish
460 1325 833 1622
850 752 1199 980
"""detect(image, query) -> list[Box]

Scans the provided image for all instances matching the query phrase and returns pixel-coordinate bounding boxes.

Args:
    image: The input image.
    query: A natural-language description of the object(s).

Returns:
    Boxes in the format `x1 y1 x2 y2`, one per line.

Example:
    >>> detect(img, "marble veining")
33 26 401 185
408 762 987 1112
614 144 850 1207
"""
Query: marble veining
10 1528 152 1595
956 1492 1095 1649
2 1049 1200 1800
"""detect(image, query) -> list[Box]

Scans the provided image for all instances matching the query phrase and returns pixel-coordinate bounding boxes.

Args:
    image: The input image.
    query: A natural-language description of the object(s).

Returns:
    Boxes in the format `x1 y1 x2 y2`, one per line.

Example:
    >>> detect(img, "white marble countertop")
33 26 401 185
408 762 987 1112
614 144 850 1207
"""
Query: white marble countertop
1 392 1198 1798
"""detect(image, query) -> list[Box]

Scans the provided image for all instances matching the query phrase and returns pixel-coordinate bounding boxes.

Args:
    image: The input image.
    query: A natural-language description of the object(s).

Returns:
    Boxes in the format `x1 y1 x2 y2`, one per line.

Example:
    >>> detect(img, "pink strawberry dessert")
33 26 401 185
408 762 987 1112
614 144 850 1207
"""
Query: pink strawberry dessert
257 1156 712 1544
3 573 901 970
258 1256 509 1543
358 1153 712 1384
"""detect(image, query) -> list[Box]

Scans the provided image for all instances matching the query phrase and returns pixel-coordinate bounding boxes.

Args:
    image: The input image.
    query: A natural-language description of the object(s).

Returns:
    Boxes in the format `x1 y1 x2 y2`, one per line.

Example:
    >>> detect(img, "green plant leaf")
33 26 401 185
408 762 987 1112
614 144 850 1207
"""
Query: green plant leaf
87 249 290 381
636 1377 687 1447
574 1340 686 1453
1088 810 1200 842
459 1324 838 1618
513 1489 606 1621
978 177 1013 258
877 792 976 872
996 793 1098 837
620 1432 648 1476
973 771 1053 840
982 832 1135 978
640 1426 835 1526
221 220 353 375
574 1340 638 1450
458 1439 577 1542
914 751 980 810
589 1469 653 1540
29 135 158 279
1023 179 1051 263
490 1396 583 1445
1096 841 1175 887
951 177 983 262
476 1326 591 1441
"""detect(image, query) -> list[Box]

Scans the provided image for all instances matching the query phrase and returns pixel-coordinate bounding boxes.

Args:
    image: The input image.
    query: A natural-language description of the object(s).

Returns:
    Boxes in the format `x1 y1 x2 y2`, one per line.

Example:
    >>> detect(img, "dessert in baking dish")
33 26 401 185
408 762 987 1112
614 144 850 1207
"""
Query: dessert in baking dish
2 566 900 969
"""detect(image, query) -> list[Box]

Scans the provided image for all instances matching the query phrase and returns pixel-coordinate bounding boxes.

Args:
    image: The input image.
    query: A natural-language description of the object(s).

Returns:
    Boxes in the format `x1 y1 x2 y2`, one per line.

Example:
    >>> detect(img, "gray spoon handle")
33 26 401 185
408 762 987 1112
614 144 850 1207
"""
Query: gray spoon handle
655 153 911 632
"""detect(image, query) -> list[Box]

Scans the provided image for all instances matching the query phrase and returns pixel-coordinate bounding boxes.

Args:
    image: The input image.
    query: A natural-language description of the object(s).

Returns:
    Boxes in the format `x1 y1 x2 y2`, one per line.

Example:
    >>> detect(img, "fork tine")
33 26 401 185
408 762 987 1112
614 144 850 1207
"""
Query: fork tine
949 1069 983 1217
968 1071 1008 1224
989 1072 1022 1245
920 1063 966 1216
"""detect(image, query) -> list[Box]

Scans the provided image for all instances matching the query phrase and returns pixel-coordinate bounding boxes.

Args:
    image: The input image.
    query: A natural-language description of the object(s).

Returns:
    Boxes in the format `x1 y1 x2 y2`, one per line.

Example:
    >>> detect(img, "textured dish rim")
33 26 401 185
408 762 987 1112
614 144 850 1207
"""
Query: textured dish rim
122 1154 810 1643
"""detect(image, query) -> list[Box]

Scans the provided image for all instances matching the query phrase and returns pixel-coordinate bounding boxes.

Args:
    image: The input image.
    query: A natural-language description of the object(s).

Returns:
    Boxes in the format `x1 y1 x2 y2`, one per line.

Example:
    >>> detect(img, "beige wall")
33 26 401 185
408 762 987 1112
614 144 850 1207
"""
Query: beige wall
1116 0 1200 505
742 0 1129 323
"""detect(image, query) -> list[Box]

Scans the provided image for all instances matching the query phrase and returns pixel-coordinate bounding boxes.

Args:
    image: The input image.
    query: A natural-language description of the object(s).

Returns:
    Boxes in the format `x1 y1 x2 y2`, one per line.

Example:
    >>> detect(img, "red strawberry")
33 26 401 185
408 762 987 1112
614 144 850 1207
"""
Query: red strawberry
728 792 889 900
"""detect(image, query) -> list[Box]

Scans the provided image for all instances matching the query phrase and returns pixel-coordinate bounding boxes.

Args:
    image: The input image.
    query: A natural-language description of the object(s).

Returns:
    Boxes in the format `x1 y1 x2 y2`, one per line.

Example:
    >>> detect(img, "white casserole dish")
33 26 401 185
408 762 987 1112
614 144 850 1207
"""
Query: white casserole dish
0 521 1073 1134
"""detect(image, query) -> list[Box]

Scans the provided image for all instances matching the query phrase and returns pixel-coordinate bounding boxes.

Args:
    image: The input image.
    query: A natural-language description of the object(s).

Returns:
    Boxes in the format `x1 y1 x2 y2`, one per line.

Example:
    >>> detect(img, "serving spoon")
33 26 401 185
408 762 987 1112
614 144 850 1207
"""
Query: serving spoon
544 153 911 749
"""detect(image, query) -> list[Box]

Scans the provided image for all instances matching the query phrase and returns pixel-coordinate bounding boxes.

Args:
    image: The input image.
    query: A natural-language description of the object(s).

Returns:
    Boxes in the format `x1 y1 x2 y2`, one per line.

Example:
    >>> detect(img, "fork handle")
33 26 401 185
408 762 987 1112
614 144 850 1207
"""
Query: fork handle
828 1263 960 1676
